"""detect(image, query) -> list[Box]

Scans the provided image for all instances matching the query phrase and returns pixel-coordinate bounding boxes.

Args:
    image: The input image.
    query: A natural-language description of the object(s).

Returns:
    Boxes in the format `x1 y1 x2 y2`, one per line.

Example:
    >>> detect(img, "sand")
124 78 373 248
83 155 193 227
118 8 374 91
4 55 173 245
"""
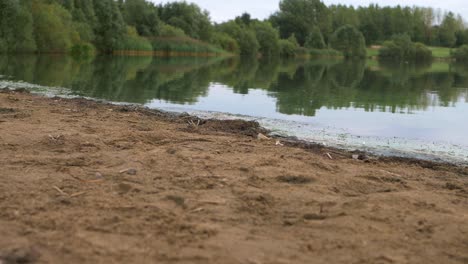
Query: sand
0 89 467 264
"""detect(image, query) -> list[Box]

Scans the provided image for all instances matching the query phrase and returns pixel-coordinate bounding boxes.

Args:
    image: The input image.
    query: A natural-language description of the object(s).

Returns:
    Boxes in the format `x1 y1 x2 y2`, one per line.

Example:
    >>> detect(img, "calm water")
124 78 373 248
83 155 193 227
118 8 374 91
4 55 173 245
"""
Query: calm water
0 55 467 163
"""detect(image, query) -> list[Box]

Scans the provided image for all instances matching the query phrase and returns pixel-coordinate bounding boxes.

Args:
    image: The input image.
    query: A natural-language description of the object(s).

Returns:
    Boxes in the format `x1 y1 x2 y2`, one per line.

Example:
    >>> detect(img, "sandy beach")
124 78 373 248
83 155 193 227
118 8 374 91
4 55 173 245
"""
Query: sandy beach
0 89 467 264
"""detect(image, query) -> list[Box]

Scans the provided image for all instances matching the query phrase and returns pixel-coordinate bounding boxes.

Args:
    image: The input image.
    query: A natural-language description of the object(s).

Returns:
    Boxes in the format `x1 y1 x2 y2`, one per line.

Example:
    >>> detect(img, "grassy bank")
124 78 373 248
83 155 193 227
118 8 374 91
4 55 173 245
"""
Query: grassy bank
367 46 453 59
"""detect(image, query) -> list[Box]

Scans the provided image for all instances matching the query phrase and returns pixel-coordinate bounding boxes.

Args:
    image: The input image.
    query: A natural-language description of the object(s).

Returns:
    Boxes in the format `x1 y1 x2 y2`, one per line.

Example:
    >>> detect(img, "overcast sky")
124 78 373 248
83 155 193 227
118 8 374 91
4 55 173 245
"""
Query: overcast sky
155 0 467 23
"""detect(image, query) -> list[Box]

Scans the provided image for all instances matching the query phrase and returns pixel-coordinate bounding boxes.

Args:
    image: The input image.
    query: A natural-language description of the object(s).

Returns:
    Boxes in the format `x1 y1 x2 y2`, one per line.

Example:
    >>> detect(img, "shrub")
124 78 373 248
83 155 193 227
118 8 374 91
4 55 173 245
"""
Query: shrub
159 24 186 38
309 48 342 58
452 45 468 61
210 32 239 53
379 34 432 61
70 42 95 57
279 39 297 58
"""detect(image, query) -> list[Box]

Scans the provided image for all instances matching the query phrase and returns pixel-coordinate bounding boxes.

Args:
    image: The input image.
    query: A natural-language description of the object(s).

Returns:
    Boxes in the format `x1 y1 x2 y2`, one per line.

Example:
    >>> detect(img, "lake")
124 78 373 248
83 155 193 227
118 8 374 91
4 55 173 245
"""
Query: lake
0 55 467 163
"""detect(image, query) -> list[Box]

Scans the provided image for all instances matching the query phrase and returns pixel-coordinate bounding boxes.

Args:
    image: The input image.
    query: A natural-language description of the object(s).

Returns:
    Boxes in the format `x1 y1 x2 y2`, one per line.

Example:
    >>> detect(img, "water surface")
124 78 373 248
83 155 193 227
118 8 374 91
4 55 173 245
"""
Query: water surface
0 55 467 163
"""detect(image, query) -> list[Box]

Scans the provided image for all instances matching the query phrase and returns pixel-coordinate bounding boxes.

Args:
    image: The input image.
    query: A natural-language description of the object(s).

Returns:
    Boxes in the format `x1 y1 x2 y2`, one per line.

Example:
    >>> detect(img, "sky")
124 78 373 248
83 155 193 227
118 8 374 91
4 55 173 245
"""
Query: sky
155 0 467 23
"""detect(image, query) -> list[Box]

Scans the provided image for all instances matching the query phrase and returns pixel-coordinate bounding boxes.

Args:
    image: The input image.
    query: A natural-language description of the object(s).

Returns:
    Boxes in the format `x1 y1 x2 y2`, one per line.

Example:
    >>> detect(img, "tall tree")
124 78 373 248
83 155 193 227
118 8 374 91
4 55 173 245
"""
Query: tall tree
93 0 126 53
270 0 332 45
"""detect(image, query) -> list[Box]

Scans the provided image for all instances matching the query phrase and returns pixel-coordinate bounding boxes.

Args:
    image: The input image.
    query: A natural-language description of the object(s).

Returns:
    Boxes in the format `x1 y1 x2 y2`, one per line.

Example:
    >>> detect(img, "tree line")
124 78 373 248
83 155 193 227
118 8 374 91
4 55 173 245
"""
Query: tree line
0 0 467 58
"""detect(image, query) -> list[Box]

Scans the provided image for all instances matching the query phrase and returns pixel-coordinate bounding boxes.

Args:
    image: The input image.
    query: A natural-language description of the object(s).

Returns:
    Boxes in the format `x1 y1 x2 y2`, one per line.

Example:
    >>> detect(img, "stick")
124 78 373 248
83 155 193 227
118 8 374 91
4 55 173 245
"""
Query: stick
53 186 68 196
326 153 333 160
70 191 87 198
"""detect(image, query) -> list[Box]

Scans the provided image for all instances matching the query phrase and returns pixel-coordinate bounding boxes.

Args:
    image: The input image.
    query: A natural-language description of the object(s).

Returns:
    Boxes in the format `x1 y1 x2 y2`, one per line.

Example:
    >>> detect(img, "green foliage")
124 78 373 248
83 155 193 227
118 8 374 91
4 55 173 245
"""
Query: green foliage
93 0 126 53
379 34 432 61
218 21 259 56
121 0 161 37
451 45 468 61
31 1 79 53
330 25 366 58
270 0 332 45
439 12 459 47
149 37 225 54
305 26 326 49
253 21 280 57
117 27 153 51
279 36 301 58
309 48 342 58
158 1 213 41
70 43 95 57
160 24 187 37
279 39 296 58
211 32 239 53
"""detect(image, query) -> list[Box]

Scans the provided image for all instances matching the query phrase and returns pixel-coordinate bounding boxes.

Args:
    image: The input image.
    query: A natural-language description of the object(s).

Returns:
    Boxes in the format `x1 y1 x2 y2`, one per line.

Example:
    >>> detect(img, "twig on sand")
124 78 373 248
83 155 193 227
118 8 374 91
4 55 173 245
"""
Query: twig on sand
326 153 333 160
53 186 68 196
70 191 88 198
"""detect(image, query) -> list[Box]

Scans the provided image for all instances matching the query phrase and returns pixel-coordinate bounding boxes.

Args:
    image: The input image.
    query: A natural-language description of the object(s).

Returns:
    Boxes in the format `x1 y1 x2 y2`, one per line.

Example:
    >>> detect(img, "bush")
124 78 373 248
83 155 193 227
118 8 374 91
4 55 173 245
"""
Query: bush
330 25 366 58
211 32 239 53
159 24 186 38
70 43 95 57
150 36 225 54
309 48 342 58
115 26 153 51
379 34 432 61
452 45 468 61
279 39 297 58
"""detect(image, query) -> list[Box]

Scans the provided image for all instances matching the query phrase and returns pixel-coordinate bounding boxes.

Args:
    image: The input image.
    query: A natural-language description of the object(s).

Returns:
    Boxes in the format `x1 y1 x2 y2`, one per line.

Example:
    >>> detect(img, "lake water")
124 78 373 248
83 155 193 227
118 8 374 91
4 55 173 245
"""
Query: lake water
0 55 467 164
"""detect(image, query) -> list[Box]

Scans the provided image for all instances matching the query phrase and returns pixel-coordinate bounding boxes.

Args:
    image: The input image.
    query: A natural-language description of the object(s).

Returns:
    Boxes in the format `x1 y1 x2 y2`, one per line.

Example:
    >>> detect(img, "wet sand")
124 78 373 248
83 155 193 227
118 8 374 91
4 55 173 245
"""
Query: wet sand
0 89 467 264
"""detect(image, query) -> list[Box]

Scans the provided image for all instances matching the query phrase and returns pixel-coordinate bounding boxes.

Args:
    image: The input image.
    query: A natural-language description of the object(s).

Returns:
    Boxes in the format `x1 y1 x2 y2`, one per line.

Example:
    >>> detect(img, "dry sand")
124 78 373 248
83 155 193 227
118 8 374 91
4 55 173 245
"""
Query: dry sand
0 89 467 264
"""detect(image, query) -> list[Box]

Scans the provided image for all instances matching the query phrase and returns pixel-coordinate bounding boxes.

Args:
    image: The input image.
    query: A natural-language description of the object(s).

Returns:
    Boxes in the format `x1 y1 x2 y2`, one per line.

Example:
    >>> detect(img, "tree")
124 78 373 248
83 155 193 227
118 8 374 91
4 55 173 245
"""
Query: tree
93 0 126 53
218 21 259 56
31 0 79 53
121 0 161 36
305 26 326 49
0 0 36 53
439 12 459 47
158 2 213 41
270 0 332 45
330 25 366 58
253 21 280 57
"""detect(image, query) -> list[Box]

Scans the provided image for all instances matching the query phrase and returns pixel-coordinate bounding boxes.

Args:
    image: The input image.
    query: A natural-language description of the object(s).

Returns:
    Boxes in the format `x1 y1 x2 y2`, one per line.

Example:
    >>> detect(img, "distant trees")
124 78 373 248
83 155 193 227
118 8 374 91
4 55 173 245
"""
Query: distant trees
330 25 366 58
0 0 467 57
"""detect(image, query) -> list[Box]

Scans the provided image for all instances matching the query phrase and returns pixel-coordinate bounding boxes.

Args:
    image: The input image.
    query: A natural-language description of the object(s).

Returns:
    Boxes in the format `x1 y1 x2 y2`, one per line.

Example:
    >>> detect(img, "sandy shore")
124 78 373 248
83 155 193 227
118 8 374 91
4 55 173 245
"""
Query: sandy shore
0 89 467 264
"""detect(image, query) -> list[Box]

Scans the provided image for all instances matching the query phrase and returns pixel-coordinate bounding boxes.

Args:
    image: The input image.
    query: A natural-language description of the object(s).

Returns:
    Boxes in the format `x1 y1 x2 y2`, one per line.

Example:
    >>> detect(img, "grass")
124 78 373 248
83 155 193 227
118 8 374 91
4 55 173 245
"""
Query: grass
366 47 380 58
428 47 452 58
367 46 453 59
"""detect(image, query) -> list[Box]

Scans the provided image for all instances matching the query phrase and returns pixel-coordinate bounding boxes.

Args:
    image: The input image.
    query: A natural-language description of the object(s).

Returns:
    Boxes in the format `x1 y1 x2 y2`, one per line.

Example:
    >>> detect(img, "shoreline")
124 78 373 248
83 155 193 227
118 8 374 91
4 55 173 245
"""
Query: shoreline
0 89 467 263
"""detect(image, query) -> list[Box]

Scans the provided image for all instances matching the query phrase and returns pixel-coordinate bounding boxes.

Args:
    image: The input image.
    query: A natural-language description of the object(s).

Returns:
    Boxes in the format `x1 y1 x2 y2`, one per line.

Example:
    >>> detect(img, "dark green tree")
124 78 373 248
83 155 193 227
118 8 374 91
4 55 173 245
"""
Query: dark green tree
305 26 326 49
330 25 366 58
253 21 280 57
270 0 332 45
93 0 126 53
121 0 161 36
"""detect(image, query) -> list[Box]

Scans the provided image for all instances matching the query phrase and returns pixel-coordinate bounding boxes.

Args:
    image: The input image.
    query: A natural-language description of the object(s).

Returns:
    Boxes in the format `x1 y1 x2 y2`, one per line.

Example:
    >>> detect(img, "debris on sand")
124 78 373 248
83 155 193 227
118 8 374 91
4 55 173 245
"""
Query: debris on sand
119 168 137 175
257 133 270 140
